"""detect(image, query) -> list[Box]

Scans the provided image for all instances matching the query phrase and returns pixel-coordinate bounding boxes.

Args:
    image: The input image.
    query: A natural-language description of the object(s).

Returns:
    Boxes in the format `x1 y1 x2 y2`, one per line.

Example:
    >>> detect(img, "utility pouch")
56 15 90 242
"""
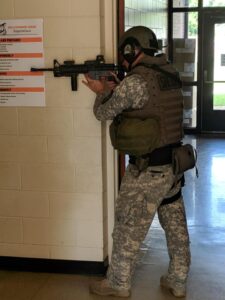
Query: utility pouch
109 115 161 156
172 144 198 176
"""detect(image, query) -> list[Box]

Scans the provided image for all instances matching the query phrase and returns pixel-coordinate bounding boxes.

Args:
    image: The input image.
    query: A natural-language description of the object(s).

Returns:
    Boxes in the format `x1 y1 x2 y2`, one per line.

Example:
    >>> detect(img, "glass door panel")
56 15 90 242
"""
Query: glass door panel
202 12 225 131
213 23 225 110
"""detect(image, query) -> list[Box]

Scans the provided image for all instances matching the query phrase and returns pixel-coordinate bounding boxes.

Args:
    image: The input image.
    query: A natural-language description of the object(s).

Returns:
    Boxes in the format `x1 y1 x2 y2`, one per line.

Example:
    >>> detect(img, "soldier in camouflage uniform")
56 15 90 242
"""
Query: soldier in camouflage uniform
83 26 191 298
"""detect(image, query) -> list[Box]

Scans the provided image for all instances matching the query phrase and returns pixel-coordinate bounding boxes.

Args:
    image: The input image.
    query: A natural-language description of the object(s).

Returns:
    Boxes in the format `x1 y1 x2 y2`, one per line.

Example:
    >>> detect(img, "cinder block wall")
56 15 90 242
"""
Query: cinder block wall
0 0 116 262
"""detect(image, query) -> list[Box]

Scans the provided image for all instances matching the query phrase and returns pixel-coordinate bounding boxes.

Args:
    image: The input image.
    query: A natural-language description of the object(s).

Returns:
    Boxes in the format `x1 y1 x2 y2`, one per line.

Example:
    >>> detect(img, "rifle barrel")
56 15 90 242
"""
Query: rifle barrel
31 67 54 72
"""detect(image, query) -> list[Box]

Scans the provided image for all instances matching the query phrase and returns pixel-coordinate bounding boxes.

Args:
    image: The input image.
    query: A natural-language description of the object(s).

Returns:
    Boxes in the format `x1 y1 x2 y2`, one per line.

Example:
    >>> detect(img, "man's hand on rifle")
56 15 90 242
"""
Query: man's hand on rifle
82 74 106 95
106 72 120 91
82 72 120 95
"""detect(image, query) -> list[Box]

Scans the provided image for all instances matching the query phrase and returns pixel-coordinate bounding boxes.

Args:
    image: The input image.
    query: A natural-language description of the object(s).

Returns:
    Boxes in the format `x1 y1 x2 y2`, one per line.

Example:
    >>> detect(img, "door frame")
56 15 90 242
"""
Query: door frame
201 8 225 132
169 1 225 134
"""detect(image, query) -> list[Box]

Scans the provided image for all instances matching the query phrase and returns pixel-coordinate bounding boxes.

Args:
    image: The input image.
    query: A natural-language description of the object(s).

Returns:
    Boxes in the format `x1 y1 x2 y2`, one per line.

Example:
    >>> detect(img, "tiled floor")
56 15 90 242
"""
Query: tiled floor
0 136 225 300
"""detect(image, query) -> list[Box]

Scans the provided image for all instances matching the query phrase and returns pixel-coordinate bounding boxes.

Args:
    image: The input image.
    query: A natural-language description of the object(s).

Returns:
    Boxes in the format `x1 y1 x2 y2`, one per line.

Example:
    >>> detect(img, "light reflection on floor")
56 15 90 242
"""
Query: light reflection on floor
141 135 225 265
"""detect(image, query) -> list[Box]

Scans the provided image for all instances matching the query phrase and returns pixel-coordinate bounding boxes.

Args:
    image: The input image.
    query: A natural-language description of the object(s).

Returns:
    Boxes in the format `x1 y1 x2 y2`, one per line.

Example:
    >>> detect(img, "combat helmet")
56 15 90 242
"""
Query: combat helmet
119 26 159 63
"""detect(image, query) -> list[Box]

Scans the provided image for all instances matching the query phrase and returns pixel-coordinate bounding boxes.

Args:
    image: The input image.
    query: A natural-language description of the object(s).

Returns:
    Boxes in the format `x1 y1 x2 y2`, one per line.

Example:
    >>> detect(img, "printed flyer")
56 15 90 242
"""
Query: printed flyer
0 19 45 106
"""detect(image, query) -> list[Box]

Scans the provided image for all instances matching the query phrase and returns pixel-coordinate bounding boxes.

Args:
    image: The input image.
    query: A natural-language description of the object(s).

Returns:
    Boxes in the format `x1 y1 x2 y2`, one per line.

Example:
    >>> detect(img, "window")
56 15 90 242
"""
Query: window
172 12 198 128
203 0 225 7
173 0 198 8
125 0 168 40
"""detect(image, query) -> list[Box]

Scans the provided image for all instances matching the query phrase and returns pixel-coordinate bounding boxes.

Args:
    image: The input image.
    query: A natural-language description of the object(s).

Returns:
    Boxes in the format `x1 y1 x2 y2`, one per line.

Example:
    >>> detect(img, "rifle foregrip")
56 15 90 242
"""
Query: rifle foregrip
71 74 78 91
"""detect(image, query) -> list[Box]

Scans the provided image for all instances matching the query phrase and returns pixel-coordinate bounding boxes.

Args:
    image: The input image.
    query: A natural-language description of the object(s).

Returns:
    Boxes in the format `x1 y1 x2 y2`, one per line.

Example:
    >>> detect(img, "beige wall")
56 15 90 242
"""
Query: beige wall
0 0 117 261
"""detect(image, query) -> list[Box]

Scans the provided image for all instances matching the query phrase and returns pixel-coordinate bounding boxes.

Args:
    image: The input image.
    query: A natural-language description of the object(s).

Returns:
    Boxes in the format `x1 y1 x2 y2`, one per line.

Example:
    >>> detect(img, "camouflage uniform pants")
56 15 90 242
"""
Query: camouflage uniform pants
107 163 191 290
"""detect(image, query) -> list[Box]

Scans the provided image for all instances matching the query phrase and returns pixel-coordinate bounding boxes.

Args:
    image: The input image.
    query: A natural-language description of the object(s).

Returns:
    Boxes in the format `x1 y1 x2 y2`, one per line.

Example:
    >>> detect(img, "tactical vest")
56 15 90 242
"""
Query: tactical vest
123 54 184 148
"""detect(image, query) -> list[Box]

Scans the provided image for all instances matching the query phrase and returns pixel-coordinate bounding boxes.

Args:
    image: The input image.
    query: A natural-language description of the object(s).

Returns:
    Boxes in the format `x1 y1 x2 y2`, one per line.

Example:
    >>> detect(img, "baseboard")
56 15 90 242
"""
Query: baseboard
0 256 108 275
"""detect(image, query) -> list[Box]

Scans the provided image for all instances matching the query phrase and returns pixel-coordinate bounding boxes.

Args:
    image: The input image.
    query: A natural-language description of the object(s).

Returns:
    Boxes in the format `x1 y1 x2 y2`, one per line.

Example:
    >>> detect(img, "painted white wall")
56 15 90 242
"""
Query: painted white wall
0 0 117 262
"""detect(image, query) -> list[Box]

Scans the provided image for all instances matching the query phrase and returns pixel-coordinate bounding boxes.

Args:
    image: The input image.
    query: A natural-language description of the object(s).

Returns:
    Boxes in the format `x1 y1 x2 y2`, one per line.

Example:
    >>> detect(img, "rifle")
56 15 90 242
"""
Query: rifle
31 55 122 91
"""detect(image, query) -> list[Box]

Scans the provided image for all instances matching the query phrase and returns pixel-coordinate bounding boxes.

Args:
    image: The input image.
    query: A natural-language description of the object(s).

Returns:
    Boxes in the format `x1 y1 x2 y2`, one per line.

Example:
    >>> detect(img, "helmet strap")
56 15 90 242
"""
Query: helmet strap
128 50 142 70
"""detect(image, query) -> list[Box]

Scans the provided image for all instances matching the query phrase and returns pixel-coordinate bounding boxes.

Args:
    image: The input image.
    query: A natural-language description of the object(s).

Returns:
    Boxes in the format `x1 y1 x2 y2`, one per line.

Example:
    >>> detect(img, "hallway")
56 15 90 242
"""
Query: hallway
0 136 224 300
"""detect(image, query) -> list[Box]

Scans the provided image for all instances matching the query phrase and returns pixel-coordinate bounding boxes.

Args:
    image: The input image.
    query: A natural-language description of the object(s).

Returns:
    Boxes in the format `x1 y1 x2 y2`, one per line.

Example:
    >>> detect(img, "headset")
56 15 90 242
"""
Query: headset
120 37 142 64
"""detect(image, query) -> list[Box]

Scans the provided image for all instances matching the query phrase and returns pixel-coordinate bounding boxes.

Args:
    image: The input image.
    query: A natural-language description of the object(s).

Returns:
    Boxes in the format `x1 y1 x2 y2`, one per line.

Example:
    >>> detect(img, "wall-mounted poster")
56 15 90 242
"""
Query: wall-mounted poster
0 19 45 106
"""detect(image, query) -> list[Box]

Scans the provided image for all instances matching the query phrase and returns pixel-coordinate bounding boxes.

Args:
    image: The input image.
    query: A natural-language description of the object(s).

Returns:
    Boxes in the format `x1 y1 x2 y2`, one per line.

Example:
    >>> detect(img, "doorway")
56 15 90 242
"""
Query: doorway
169 1 225 133
202 10 225 132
